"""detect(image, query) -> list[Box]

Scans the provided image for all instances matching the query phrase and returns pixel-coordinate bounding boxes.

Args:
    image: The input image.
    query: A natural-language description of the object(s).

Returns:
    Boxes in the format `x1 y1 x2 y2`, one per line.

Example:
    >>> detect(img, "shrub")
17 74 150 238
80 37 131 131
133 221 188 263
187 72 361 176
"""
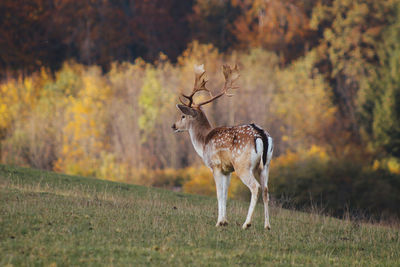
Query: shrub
271 149 400 220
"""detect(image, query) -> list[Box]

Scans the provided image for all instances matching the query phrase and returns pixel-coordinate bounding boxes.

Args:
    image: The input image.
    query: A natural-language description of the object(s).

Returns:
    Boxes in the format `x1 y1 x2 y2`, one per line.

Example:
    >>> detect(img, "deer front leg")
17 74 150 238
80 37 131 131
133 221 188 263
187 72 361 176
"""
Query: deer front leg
213 169 230 226
221 173 231 224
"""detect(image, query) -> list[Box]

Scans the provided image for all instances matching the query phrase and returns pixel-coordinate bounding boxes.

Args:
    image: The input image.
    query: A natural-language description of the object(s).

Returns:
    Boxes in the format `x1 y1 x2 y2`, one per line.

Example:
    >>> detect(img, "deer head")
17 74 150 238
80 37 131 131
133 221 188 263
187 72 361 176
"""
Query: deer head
171 64 239 133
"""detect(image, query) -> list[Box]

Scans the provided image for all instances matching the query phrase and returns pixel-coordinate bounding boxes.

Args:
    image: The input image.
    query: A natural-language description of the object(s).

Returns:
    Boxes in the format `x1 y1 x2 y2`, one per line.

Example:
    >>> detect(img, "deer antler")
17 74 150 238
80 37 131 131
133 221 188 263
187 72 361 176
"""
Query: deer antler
179 64 210 107
179 64 239 108
196 64 239 107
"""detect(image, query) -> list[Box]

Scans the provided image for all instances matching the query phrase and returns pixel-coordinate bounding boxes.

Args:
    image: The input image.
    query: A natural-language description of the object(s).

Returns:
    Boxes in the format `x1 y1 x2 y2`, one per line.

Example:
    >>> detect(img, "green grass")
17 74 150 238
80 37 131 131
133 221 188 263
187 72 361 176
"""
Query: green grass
0 164 399 266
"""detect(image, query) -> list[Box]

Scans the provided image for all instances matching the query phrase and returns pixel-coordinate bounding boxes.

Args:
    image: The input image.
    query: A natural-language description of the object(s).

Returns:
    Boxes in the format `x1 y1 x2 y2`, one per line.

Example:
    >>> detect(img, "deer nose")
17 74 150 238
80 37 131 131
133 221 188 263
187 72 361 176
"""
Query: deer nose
171 124 176 130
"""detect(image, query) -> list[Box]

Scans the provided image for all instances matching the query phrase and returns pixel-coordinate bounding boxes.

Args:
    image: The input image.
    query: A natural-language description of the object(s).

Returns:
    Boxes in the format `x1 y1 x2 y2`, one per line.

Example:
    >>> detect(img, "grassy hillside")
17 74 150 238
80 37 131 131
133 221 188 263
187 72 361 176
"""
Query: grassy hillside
0 165 399 266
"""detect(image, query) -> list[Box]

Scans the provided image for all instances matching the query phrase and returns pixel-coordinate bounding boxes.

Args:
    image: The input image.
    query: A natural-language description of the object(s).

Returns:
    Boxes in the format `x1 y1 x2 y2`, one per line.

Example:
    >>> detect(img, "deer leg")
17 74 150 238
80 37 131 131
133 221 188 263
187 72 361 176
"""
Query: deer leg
221 173 231 225
261 165 271 230
213 169 229 226
237 169 260 229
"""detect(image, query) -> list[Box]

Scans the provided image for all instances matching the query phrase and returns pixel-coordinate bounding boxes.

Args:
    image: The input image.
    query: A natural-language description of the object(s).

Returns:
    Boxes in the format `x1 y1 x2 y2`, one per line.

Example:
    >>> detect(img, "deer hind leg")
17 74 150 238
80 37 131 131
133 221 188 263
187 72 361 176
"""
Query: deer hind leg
213 169 231 226
236 168 260 229
262 135 273 230
261 165 271 230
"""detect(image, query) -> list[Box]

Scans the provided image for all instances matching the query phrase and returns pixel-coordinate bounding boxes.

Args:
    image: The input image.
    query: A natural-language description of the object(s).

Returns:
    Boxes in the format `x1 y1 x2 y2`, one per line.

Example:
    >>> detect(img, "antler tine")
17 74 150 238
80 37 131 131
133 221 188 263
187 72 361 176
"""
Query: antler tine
192 64 209 95
179 64 209 107
196 64 239 107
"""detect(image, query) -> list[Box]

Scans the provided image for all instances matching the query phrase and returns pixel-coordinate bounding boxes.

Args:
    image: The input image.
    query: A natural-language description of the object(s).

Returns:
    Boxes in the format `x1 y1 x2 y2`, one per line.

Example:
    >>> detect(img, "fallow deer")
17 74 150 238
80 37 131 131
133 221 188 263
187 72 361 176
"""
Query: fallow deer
172 64 273 229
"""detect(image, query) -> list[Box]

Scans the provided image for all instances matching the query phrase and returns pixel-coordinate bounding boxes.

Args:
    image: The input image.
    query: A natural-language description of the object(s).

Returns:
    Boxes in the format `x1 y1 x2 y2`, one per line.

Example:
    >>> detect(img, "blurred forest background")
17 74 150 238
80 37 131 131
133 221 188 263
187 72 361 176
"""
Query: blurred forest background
1 0 400 220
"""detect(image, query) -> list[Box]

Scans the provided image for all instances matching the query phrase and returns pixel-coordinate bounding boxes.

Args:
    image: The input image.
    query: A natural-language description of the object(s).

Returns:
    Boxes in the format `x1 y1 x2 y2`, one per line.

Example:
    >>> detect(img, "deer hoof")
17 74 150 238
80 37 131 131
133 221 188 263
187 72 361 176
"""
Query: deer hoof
242 223 251 229
216 221 228 227
265 225 271 231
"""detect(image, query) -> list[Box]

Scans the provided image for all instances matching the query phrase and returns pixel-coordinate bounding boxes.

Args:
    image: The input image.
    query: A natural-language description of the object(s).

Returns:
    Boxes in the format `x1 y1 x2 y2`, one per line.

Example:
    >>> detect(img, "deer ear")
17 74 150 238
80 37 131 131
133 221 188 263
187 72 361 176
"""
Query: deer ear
176 104 198 117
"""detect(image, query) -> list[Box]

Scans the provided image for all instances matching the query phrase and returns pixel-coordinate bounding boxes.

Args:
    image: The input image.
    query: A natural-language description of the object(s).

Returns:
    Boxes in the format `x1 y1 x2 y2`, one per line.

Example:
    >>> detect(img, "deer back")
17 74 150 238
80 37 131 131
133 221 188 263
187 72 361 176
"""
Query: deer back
204 124 270 171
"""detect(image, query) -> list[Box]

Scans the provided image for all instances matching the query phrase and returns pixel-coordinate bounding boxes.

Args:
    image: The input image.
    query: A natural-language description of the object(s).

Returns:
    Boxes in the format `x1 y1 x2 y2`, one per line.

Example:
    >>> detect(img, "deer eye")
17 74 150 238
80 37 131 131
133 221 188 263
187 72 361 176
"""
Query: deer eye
181 115 186 119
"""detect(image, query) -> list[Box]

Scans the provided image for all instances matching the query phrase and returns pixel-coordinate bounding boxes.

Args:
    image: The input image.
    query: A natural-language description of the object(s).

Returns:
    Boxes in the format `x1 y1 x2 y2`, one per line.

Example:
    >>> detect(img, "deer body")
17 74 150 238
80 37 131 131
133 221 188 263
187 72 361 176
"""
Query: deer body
172 64 273 229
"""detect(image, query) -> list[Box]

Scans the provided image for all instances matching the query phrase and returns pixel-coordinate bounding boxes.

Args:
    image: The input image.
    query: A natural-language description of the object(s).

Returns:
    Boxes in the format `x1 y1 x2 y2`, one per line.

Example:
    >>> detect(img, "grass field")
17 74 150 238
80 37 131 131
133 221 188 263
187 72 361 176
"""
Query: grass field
0 164 399 266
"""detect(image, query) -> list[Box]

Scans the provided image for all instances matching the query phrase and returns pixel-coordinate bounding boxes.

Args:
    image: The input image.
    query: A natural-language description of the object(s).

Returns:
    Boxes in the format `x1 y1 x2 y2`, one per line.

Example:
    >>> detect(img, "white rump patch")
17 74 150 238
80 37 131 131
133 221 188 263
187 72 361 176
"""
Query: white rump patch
266 136 274 166
256 138 263 156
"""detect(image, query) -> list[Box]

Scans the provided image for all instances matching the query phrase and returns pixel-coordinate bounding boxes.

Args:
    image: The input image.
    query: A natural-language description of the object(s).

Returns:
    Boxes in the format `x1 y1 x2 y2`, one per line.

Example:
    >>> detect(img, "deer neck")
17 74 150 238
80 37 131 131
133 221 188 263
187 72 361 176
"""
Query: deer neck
188 112 212 159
